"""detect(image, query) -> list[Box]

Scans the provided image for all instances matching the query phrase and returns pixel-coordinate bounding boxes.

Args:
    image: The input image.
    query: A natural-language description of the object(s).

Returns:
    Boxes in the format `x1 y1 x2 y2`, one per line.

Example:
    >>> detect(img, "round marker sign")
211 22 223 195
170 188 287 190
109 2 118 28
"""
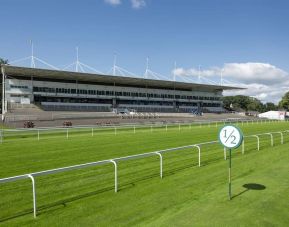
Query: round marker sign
219 125 243 149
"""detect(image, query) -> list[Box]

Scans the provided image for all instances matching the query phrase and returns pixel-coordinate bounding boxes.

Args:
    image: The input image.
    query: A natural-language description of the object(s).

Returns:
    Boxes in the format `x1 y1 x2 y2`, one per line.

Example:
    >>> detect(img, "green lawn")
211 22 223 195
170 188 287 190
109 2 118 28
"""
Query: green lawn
0 121 288 226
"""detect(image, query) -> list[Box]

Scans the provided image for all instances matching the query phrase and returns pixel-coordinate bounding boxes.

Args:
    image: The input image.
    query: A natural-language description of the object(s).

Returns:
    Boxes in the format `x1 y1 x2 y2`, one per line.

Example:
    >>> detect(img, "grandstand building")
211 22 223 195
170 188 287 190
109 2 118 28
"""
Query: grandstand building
1 65 240 117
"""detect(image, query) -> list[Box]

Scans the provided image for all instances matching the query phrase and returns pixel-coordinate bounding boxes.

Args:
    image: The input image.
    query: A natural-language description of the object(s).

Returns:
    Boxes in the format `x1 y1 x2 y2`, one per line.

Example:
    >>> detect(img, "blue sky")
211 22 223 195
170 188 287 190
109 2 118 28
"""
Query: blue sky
1 0 289 103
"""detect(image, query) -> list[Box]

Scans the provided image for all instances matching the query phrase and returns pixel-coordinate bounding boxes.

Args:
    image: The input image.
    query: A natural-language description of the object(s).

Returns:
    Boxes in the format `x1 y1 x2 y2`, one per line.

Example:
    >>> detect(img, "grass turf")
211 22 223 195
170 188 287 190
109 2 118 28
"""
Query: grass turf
0 121 288 226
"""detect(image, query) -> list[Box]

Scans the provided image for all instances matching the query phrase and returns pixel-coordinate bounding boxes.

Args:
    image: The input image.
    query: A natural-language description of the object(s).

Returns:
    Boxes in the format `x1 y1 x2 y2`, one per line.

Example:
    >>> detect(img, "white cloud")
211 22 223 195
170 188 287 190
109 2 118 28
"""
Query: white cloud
104 0 122 6
104 0 146 9
173 62 289 104
130 0 146 9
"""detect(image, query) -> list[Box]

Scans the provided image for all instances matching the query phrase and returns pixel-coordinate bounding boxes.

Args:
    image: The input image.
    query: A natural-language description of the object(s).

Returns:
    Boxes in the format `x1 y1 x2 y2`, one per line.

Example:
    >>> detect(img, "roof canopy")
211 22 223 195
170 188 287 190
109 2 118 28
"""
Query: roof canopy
2 65 243 92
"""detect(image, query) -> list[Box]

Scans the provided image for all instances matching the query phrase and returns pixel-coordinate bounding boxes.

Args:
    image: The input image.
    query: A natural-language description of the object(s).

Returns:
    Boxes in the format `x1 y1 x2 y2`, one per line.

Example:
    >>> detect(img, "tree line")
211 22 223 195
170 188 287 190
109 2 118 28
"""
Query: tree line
222 93 289 112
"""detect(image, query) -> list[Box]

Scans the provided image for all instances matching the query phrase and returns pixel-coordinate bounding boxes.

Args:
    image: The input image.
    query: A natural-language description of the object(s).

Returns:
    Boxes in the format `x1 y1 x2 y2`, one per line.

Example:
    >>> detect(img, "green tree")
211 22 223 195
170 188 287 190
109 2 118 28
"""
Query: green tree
279 91 289 110
0 58 8 65
265 102 278 111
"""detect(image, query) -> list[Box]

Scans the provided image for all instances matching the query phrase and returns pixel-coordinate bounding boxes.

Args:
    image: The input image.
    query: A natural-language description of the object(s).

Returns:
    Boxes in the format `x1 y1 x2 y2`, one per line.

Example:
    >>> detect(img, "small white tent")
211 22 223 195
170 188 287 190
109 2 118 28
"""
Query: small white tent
258 111 287 120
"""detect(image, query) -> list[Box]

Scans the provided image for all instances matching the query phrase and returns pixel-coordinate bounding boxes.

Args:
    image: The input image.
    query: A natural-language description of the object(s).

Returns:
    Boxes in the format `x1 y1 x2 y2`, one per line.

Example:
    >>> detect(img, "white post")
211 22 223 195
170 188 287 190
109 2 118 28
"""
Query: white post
0 129 2 144
114 127 117 135
110 160 118 192
254 135 260 151
37 130 40 141
196 145 201 167
1 67 6 121
280 132 284 144
28 174 37 218
268 133 273 146
156 152 163 178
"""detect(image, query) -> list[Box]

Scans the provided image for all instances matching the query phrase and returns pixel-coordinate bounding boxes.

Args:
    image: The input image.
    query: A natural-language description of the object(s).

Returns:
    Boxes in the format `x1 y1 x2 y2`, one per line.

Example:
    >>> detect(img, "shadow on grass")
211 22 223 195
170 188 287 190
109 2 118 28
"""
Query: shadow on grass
232 183 266 199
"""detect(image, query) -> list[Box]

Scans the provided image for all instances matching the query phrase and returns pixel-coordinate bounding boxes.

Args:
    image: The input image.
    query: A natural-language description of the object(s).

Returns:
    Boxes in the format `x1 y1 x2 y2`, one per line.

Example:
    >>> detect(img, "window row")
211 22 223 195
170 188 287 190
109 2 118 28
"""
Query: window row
10 85 29 89
33 86 220 101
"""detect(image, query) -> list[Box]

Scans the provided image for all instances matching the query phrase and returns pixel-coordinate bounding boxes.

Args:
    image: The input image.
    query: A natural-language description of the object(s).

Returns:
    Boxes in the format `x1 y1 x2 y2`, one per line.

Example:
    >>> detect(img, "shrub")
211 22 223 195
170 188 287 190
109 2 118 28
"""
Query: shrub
63 121 72 127
24 121 35 128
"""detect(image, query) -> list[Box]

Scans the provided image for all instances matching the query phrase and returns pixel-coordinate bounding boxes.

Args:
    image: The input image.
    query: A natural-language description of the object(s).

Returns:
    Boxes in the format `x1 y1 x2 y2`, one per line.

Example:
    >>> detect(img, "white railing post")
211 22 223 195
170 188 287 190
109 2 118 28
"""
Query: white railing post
0 129 3 144
254 135 260 151
278 132 283 144
28 174 37 218
114 127 117 135
195 145 201 167
155 152 163 178
268 133 273 146
110 160 118 193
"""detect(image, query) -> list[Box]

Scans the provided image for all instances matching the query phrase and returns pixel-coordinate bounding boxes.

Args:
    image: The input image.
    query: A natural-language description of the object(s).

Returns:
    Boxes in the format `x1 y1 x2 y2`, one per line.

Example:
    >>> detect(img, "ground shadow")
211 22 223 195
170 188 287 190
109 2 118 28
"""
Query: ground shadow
232 183 266 199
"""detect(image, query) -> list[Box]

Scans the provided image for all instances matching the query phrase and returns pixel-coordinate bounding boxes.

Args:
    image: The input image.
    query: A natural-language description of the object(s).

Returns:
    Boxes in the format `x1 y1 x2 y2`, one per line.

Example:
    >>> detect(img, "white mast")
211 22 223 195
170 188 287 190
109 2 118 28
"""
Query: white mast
173 61 177 81
198 65 201 83
30 40 35 68
113 54 117 76
76 47 79 72
144 57 149 78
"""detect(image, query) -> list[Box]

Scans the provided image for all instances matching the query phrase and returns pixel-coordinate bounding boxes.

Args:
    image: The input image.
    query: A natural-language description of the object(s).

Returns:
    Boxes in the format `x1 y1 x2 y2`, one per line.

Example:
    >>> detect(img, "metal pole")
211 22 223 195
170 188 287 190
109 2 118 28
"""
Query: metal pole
256 135 260 151
28 174 37 218
1 67 6 121
269 133 273 146
110 160 118 193
197 146 201 167
156 152 163 178
229 149 232 200
1 129 3 144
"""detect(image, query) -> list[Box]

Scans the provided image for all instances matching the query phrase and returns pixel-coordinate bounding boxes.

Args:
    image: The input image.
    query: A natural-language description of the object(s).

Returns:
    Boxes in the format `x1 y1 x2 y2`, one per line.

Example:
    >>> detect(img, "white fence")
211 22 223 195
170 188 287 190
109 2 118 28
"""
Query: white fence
0 119 286 143
0 130 288 218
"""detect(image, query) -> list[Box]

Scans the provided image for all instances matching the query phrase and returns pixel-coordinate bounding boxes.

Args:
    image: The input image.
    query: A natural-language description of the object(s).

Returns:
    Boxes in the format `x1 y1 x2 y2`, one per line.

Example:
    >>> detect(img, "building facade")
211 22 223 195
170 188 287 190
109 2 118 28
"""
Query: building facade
1 65 240 114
